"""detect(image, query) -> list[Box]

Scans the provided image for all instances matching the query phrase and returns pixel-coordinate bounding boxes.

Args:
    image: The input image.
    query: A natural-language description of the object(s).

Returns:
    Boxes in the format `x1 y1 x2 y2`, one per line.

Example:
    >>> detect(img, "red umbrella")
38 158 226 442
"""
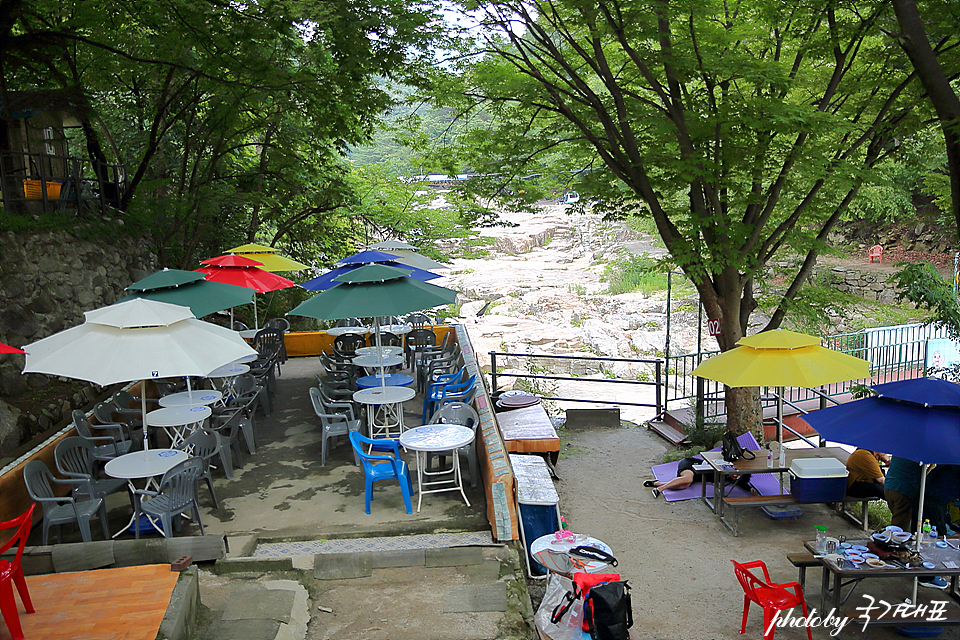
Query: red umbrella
196 254 296 328
0 342 25 354
195 255 296 293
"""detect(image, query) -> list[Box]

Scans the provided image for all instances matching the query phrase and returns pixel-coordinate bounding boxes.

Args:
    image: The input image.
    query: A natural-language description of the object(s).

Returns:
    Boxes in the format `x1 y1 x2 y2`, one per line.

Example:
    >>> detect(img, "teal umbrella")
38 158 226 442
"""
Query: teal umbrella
121 268 256 319
289 264 458 388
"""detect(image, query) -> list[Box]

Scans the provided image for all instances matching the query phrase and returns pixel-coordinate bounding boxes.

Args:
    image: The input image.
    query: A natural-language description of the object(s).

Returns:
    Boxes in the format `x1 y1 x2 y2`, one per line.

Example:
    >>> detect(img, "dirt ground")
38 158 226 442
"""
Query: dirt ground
549 423 960 640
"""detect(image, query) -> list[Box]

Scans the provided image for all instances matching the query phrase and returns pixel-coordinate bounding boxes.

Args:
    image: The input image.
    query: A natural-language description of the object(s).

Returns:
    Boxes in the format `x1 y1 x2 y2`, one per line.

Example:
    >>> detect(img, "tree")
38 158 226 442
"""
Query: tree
448 0 938 434
890 0 960 236
1 0 444 266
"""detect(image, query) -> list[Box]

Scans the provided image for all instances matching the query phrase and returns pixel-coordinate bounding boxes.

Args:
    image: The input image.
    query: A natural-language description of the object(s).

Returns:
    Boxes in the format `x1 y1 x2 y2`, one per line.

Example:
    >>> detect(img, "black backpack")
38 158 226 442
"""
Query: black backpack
585 579 633 640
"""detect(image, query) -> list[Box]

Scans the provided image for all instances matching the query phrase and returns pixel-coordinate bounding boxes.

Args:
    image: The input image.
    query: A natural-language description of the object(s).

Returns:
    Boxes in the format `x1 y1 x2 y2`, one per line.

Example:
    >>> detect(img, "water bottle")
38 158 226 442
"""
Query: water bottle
767 448 773 468
816 525 828 553
923 519 932 535
931 526 938 539
779 444 786 467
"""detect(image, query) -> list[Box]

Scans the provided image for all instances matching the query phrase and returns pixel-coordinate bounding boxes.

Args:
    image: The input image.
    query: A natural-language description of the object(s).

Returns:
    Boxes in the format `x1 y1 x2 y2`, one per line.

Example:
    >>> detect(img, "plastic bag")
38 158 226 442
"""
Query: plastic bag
535 573 584 640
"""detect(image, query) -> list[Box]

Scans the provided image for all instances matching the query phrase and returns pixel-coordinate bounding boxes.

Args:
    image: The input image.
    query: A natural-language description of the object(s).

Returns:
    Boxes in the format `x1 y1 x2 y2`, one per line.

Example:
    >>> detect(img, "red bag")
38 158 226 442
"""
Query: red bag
574 572 620 631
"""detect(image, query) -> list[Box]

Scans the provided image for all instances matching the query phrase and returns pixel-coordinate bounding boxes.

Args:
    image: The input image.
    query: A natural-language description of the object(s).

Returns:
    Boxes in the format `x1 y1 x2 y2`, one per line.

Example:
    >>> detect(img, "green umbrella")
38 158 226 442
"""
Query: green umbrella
121 268 256 319
289 264 458 389
288 264 457 320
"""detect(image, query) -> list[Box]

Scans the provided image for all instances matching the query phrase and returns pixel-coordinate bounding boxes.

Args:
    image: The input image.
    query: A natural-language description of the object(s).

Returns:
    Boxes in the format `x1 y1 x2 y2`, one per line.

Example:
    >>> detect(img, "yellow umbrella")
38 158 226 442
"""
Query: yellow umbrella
225 243 309 272
691 329 870 447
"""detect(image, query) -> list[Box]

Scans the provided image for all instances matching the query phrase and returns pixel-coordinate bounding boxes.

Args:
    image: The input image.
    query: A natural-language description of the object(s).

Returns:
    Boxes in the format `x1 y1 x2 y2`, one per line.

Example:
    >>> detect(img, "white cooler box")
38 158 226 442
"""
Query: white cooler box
789 457 847 503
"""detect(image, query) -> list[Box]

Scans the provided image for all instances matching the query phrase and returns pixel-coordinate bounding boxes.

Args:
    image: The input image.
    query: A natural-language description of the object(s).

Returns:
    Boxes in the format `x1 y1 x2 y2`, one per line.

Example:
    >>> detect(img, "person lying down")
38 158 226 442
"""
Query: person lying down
645 456 753 498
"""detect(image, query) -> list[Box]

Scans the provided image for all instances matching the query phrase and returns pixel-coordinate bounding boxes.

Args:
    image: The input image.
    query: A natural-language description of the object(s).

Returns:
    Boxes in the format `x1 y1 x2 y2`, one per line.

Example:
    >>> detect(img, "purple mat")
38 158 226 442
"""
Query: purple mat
651 433 784 502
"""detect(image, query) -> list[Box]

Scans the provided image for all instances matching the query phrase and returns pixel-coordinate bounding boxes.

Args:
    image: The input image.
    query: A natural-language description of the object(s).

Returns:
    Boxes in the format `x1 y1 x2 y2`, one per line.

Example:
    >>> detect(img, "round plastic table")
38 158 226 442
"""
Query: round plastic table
352 353 405 372
105 449 189 536
529 534 613 576
145 405 211 446
353 386 415 439
399 424 475 512
206 363 250 379
355 373 414 389
159 390 222 408
355 346 404 358
326 326 370 337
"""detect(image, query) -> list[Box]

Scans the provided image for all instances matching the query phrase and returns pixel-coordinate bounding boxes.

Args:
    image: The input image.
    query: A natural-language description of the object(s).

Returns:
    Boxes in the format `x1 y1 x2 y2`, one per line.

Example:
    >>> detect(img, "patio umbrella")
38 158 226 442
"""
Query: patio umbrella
802 379 960 602
22 298 256 450
301 261 440 292
288 263 458 389
0 342 25 354
367 240 450 271
224 243 309 272
120 268 256 319
196 255 296 329
691 328 870 446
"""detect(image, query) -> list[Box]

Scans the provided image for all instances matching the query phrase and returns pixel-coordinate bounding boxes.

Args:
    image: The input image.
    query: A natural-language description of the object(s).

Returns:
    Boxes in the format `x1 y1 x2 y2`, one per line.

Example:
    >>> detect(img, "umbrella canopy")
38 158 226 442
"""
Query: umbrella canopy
737 328 822 350
802 396 960 465
873 376 960 407
369 240 417 251
225 243 309 272
301 261 440 292
196 255 296 293
0 342 25 354
289 264 457 320
121 268 255 318
690 344 870 389
347 246 450 271
22 299 256 449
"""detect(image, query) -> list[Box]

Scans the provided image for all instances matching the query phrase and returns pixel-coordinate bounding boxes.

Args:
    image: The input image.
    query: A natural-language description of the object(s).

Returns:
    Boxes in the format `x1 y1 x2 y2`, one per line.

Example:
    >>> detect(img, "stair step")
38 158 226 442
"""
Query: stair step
646 420 689 445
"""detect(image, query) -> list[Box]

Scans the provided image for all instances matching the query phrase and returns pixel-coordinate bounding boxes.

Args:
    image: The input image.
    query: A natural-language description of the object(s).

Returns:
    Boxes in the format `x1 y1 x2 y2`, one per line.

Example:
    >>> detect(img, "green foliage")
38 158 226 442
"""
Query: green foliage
868 501 892 530
567 284 586 295
601 255 678 296
889 261 960 339
849 383 877 399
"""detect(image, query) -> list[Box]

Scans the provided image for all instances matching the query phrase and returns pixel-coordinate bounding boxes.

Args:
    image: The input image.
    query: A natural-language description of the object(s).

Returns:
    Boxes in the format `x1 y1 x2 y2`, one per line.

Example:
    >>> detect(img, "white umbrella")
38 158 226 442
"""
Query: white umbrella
23 298 256 450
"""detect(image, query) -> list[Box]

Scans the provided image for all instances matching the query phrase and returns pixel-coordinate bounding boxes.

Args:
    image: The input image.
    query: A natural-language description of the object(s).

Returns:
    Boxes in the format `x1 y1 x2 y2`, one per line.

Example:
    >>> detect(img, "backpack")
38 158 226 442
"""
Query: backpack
585 579 633 640
722 431 755 463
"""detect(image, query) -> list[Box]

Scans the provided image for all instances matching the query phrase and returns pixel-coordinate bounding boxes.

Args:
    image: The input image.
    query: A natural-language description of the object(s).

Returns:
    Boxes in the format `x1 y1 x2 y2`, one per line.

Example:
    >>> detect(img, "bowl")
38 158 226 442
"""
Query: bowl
846 554 864 564
892 532 912 544
872 531 892 543
866 558 886 568
923 561 937 570
886 525 904 533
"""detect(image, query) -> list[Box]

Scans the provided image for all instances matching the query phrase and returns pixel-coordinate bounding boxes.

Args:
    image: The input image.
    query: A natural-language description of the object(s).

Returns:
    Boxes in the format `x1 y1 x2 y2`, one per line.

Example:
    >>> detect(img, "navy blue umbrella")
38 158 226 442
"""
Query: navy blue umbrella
873 376 960 407
301 261 440 292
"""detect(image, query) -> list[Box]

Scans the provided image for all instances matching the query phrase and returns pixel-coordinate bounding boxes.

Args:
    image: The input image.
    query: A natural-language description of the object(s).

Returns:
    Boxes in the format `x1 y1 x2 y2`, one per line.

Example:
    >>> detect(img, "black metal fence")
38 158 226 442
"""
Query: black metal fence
1 150 124 217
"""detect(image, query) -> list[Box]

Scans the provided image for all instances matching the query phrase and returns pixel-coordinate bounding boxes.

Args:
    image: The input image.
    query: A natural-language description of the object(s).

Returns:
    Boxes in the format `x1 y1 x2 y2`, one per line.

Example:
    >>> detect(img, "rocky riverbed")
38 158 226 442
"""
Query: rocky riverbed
436 203 708 424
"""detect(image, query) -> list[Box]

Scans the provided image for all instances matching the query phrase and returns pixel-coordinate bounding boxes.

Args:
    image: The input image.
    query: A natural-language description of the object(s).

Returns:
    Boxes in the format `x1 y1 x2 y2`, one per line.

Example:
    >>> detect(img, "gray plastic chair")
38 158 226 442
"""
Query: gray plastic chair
71 410 133 461
23 459 109 545
177 429 221 508
133 457 205 539
209 406 246 477
309 387 361 467
428 402 482 488
54 436 130 501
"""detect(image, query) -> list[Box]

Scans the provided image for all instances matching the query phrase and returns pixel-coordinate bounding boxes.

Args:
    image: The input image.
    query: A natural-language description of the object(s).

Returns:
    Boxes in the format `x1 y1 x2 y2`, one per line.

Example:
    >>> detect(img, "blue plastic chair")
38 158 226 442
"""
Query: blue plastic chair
422 373 476 424
348 431 413 515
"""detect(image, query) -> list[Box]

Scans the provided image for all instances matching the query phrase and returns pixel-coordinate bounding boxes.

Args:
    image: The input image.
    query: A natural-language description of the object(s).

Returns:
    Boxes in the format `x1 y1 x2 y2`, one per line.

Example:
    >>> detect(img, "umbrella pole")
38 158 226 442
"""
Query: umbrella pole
777 387 784 493
912 463 930 604
375 318 386 391
141 388 149 452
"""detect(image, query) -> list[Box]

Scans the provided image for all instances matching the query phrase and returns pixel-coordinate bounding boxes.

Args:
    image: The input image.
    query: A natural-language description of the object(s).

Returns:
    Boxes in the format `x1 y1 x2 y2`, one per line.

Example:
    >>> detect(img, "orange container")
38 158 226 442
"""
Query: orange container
23 180 62 199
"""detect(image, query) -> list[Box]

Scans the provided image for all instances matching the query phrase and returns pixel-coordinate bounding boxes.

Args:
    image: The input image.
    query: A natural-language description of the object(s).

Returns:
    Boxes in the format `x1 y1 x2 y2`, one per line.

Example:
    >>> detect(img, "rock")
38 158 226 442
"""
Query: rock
0 401 21 452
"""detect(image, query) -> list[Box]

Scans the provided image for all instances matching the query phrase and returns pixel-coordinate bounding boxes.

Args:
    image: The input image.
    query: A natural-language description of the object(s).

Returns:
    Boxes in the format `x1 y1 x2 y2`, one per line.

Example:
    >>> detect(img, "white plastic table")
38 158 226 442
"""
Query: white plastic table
233 353 259 363
146 405 211 446
529 534 614 577
159 390 223 407
105 449 188 536
353 386 415 439
239 329 261 340
355 346 404 358
379 324 412 336
206 363 250 379
399 424 475 512
326 326 369 337
352 353 404 369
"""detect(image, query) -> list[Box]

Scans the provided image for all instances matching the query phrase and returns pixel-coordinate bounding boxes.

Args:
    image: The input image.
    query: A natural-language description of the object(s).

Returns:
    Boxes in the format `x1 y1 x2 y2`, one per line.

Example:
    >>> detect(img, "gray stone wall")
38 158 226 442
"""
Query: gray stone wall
812 265 900 304
0 229 157 453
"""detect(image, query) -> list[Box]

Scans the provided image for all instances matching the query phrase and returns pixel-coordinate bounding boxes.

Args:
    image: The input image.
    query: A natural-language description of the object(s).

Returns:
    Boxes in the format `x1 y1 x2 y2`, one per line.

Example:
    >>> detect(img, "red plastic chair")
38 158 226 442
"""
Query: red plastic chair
731 559 811 640
0 504 37 640
868 244 883 263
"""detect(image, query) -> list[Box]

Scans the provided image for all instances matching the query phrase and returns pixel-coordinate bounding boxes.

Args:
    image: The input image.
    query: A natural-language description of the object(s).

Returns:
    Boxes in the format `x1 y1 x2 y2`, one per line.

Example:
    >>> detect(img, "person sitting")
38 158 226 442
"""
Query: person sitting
845 448 887 499
645 456 751 498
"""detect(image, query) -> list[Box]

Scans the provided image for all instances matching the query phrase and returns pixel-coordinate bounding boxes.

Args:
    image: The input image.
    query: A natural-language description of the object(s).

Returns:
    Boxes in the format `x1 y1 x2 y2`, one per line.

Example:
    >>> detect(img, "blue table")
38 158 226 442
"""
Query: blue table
356 373 414 389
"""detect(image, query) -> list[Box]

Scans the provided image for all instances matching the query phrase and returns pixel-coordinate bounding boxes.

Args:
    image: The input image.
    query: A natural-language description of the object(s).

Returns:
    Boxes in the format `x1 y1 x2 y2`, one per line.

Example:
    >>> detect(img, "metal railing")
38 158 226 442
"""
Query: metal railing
664 322 945 419
0 150 125 216
488 351 664 414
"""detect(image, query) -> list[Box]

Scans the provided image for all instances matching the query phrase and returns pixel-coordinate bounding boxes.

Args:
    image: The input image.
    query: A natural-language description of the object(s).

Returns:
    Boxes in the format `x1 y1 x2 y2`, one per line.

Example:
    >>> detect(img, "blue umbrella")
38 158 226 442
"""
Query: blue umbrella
873 377 960 407
301 261 440 292
804 389 960 599
336 249 406 265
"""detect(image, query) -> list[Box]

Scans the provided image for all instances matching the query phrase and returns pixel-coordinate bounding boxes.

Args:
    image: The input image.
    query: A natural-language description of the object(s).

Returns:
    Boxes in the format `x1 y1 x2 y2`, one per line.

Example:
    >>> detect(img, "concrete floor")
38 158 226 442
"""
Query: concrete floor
37 355 490 545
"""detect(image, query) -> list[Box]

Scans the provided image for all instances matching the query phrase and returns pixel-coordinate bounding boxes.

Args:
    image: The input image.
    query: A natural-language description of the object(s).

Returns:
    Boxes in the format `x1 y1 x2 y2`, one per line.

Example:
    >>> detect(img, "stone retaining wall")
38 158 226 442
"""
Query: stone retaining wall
812 265 900 304
0 229 157 453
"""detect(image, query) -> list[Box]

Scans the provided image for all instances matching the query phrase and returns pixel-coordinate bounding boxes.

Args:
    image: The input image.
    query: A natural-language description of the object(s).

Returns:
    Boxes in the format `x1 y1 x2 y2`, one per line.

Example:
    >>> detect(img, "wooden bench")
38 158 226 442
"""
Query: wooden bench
786 552 822 593
720 494 797 536
841 606 960 627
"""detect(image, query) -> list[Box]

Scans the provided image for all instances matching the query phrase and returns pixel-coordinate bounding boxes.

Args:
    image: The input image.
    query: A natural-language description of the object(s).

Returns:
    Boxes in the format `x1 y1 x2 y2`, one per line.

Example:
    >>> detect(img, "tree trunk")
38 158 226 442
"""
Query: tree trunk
725 386 763 443
891 0 960 239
